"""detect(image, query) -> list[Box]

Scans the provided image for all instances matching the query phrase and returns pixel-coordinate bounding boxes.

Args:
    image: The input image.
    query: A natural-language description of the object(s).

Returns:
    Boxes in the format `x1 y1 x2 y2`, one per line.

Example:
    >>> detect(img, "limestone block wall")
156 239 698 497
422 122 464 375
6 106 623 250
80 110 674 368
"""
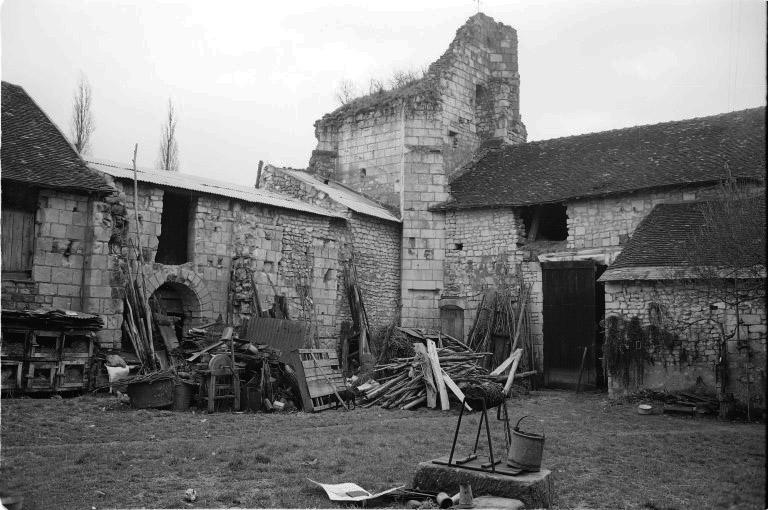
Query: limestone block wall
604 279 766 409
401 148 449 329
565 184 743 251
442 207 524 337
1 186 121 347
313 110 405 210
433 13 527 176
347 213 402 330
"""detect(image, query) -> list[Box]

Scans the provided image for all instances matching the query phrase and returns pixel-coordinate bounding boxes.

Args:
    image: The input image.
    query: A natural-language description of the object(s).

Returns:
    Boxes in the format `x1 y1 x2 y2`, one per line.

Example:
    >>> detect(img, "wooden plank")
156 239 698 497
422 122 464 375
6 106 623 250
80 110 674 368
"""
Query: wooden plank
155 313 179 351
186 341 224 362
490 352 516 376
427 339 450 411
503 349 523 396
441 369 472 412
413 343 437 408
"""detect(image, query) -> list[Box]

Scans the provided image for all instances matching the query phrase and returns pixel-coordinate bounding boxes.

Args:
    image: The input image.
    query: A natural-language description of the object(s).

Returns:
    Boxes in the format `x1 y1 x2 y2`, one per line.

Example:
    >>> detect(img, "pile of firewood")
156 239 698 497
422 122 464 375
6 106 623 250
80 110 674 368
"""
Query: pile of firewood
358 327 534 411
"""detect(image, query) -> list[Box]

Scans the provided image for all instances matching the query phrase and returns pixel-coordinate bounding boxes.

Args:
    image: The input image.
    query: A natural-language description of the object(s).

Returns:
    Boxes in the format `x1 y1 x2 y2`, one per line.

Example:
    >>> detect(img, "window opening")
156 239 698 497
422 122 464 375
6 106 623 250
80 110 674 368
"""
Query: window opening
155 192 195 265
521 204 568 241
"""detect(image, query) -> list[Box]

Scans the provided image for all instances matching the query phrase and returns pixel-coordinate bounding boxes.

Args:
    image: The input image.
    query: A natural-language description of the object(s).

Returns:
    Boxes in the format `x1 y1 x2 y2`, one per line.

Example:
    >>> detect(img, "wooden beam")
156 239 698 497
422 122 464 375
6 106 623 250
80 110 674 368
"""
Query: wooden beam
414 343 437 408
427 339 450 411
441 369 472 412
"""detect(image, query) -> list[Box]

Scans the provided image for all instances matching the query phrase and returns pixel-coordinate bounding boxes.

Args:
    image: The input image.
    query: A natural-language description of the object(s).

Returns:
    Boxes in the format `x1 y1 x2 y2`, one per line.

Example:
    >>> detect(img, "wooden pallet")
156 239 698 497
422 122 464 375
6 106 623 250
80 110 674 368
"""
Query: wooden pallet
286 349 345 412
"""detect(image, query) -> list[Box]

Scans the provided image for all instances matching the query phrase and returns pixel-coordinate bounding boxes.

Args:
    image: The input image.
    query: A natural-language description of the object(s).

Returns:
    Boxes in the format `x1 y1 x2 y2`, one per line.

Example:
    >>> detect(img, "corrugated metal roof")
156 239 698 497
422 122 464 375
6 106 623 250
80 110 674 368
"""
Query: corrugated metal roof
88 160 344 219
277 168 401 223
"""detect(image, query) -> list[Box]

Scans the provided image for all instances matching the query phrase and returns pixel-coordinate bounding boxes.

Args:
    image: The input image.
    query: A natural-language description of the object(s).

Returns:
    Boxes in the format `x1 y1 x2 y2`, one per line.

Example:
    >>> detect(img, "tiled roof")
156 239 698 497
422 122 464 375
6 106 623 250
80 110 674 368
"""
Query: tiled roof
600 198 766 281
275 168 401 223
1 81 113 193
434 107 765 210
88 160 344 219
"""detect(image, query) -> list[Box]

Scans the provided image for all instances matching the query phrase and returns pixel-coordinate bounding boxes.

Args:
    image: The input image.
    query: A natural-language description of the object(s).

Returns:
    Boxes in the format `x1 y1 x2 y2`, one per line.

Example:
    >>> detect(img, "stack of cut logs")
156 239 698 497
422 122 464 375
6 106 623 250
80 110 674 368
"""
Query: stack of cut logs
359 327 535 411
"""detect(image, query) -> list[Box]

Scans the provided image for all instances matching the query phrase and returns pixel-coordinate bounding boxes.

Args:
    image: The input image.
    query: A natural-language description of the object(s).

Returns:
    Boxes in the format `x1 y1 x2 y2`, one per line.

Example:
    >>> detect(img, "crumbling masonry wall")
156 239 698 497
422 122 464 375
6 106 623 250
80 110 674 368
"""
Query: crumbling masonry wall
260 167 402 337
308 13 528 331
604 279 766 409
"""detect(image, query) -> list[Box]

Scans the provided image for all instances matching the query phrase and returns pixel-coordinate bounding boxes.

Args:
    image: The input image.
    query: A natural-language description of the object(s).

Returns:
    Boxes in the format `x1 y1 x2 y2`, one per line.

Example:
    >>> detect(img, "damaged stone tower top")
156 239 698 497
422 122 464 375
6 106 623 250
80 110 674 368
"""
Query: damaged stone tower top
308 12 527 211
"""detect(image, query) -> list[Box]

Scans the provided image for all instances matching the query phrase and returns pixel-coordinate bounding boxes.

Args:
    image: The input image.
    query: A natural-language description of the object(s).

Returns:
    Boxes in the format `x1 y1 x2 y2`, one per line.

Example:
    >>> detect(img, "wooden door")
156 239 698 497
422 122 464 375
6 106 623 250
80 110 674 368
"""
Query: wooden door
542 261 596 387
440 306 464 341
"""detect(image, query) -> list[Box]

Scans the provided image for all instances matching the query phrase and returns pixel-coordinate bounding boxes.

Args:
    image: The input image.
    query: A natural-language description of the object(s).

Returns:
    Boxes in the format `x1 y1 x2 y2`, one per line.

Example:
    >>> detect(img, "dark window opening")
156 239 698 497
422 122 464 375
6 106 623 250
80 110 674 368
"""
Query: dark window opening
454 243 463 251
521 204 568 241
448 130 459 148
1 184 37 279
359 168 367 180
155 192 195 265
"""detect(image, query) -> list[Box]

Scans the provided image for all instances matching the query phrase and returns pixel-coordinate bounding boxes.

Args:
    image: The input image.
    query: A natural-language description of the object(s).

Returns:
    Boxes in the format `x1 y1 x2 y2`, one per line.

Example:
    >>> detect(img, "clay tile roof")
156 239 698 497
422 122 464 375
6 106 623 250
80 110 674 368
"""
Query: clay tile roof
434 107 765 210
601 197 766 280
1 81 113 193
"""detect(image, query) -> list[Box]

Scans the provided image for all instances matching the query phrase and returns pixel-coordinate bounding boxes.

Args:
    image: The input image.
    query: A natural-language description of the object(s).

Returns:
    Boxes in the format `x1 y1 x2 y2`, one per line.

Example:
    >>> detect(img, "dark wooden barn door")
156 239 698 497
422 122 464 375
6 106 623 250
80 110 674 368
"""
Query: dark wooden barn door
542 261 597 388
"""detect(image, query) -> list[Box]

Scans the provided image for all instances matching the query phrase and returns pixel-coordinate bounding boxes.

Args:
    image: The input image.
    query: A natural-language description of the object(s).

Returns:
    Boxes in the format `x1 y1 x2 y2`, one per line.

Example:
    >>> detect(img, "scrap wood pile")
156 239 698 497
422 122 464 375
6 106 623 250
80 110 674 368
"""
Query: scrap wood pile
358 326 534 411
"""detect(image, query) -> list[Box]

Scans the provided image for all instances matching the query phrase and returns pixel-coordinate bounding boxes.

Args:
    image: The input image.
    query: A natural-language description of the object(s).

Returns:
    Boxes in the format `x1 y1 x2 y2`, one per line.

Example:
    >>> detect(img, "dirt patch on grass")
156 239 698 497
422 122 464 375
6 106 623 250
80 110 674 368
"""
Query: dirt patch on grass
1 391 764 509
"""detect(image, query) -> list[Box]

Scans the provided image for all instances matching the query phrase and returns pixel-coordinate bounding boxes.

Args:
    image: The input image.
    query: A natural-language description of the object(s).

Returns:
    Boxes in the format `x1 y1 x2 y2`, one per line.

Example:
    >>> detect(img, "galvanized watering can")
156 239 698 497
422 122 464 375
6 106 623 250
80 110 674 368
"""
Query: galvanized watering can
507 415 545 472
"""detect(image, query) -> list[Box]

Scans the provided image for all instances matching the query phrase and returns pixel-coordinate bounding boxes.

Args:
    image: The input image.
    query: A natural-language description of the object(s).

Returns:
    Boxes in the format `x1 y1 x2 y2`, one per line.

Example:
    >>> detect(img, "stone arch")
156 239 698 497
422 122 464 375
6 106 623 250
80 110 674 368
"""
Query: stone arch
142 266 214 327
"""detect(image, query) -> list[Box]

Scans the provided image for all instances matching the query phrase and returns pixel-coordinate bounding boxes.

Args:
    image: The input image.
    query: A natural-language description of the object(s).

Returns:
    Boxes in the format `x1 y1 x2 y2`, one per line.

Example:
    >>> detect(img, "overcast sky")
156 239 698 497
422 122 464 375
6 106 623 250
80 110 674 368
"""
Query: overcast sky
2 0 765 187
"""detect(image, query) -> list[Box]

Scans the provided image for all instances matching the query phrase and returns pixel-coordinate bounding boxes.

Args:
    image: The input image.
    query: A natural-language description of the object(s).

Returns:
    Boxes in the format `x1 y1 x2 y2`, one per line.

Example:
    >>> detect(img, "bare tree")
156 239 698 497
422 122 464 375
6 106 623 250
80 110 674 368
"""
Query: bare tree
70 73 94 155
157 99 179 172
335 79 358 106
368 78 385 95
684 171 765 417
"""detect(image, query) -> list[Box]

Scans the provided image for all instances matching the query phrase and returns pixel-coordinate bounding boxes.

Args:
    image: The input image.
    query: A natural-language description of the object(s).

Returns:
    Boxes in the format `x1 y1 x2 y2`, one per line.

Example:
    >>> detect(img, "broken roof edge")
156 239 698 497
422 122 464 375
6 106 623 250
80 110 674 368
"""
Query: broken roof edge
87 159 345 219
429 177 765 212
599 265 767 282
269 166 402 223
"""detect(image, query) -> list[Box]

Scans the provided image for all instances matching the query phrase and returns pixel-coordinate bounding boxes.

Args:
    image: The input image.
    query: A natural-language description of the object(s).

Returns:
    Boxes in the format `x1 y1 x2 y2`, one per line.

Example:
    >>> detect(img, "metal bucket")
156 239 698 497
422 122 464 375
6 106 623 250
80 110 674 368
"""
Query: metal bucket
173 381 195 411
507 415 544 472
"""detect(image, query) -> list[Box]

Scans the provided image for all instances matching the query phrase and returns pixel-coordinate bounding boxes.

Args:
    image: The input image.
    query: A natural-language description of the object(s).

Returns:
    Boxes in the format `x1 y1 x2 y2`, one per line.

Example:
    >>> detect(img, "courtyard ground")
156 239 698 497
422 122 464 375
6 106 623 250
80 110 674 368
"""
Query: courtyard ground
0 390 764 509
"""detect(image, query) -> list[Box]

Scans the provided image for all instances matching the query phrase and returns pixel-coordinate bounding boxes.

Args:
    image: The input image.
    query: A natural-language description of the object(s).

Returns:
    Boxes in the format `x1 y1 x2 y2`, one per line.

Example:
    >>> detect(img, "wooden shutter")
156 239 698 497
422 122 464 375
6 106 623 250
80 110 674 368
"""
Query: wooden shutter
2 207 35 276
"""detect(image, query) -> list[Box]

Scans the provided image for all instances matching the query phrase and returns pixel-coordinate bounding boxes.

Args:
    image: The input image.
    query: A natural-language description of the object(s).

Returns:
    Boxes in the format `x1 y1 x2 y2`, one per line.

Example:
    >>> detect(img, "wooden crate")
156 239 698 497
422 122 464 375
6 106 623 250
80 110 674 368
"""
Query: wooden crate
30 330 61 359
1 360 23 392
286 349 346 412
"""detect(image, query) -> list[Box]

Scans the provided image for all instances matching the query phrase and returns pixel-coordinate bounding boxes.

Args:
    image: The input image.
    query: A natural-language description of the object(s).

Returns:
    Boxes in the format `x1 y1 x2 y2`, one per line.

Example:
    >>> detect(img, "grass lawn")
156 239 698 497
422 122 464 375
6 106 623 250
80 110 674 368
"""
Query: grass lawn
0 390 764 509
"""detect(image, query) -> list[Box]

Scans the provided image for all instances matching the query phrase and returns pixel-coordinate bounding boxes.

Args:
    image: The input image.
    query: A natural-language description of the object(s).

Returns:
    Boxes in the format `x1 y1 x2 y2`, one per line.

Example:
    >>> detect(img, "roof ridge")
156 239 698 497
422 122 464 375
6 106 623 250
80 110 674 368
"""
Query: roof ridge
520 106 766 147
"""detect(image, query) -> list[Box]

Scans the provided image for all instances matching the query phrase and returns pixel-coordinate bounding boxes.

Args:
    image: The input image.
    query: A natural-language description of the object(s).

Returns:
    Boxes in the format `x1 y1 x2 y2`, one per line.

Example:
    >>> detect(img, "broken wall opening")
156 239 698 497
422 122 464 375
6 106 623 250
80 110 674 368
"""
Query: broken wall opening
155 191 195 265
522 204 568 242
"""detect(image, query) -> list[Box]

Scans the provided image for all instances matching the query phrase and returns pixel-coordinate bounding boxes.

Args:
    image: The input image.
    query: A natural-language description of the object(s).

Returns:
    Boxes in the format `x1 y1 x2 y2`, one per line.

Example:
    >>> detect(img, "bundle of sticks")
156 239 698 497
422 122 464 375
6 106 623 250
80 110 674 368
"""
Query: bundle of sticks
466 281 535 376
359 328 535 411
120 260 158 373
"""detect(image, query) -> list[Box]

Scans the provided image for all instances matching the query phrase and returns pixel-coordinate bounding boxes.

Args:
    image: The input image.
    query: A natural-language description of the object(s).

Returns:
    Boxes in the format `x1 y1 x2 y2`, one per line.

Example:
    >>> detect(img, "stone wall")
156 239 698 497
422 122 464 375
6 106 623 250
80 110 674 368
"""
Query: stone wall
604 279 766 408
307 13 530 331
432 13 527 176
1 185 121 347
109 179 368 351
260 166 402 337
564 184 760 251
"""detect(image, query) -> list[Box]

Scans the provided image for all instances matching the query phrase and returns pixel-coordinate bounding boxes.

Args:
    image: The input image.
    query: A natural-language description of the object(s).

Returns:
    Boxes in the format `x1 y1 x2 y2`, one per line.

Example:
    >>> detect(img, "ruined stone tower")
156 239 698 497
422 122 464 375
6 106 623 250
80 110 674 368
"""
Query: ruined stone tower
308 13 527 328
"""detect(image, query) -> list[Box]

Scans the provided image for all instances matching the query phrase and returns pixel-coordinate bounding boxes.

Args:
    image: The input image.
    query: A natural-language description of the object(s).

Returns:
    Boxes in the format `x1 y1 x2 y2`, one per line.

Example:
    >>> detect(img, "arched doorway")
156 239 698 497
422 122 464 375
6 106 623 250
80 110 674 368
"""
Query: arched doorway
150 282 202 342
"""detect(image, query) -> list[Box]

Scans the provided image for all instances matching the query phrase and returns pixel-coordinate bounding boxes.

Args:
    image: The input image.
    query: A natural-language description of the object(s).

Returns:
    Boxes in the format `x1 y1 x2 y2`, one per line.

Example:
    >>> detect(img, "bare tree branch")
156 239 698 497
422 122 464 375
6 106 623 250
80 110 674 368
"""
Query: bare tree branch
335 79 358 106
157 98 179 172
70 73 94 155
